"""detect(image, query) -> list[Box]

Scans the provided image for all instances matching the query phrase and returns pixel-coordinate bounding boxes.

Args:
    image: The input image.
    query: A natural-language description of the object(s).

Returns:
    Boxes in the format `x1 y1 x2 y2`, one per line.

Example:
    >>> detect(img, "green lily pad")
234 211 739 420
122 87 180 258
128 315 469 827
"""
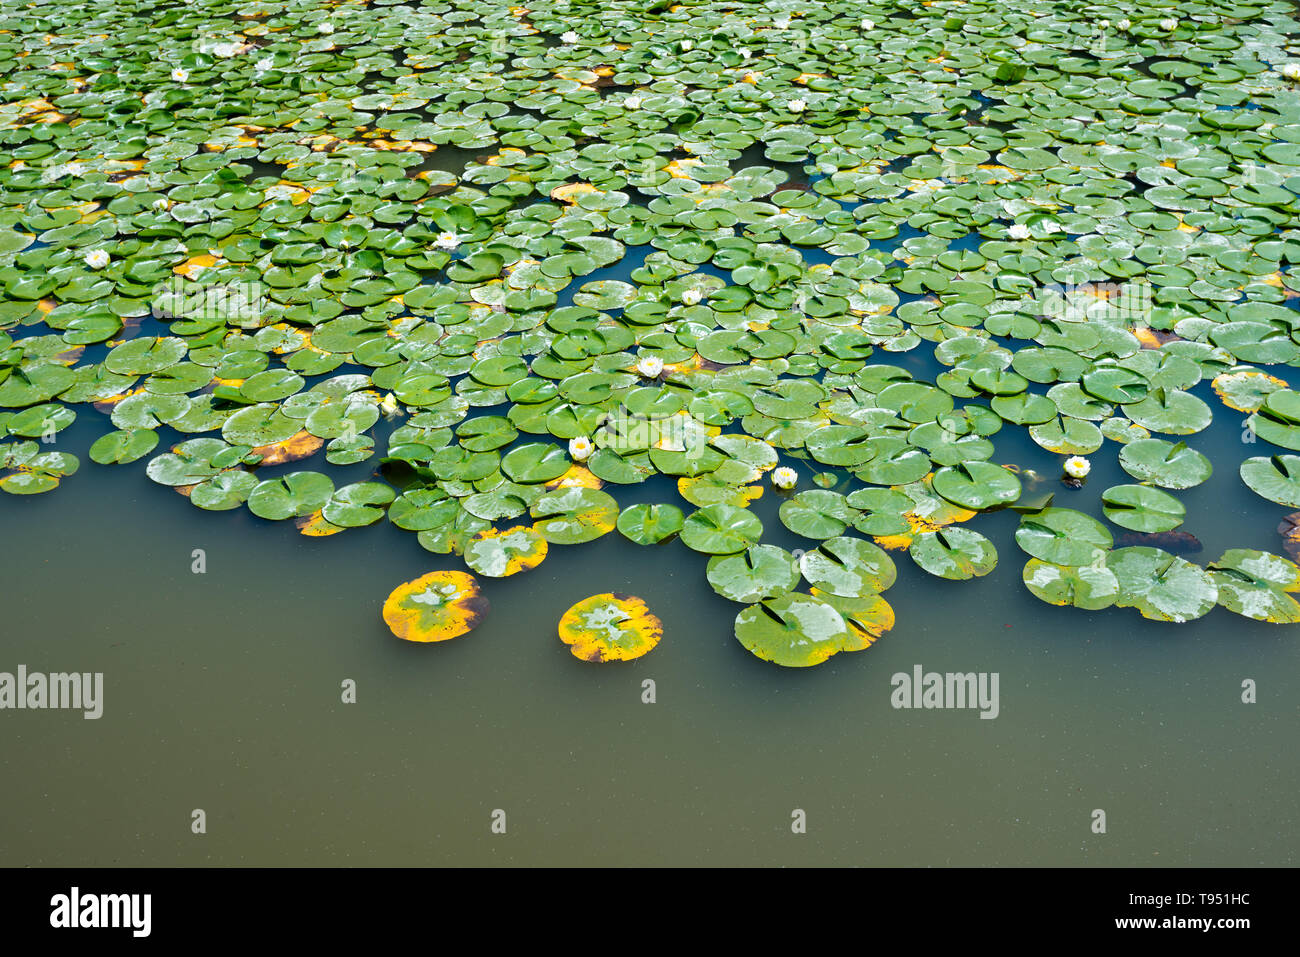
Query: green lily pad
680 503 763 555
1101 484 1186 533
248 472 335 521
733 592 851 668
909 528 998 580
930 461 1022 510
1022 559 1120 611
1207 549 1300 623
1118 439 1212 489
321 482 396 527
778 490 857 539
707 545 800 603
1240 455 1300 507
530 487 619 544
1015 508 1113 566
89 428 159 466
617 502 685 544
798 536 897 598
1107 547 1218 623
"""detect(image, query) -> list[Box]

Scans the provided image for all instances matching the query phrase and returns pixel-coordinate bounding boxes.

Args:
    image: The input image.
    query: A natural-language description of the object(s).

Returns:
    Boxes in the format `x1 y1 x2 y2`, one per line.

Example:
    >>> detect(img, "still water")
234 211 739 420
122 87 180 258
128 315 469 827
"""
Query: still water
1 391 1298 867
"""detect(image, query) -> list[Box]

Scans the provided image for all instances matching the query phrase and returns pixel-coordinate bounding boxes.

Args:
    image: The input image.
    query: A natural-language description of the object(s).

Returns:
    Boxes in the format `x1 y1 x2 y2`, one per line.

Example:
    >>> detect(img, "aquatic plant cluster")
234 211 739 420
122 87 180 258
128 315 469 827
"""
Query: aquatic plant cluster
5 0 1300 664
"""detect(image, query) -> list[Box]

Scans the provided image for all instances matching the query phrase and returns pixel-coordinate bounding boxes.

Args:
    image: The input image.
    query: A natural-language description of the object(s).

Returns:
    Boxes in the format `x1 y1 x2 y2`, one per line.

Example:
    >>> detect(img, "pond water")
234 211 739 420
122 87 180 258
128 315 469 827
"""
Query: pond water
2 386 1297 867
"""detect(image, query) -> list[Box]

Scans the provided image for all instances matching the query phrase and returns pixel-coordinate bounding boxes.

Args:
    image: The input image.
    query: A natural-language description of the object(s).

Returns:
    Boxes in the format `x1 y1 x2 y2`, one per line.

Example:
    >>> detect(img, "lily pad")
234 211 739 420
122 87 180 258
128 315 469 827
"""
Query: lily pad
382 570 489 643
733 592 851 668
464 526 548 578
1241 455 1300 507
909 528 998 580
1118 440 1212 489
558 593 662 662
706 545 800 603
1022 559 1120 611
617 503 685 544
681 503 763 555
1207 549 1300 623
531 487 619 544
1107 547 1218 623
1015 508 1113 566
1101 485 1186 533
798 536 897 597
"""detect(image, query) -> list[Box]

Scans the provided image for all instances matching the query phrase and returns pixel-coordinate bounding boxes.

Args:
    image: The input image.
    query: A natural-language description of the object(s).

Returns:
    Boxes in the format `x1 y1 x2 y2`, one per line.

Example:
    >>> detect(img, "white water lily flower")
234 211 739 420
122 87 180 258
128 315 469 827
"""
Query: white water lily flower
255 57 275 73
861 19 875 30
772 466 797 490
1160 18 1178 31
84 249 110 270
171 68 189 82
787 98 807 112
681 288 702 306
1008 223 1031 240
1117 18 1131 30
1064 456 1091 479
624 95 643 109
568 436 594 461
434 231 462 251
560 30 578 44
1099 20 1110 29
212 42 241 58
317 21 335 34
636 355 664 378
1282 64 1300 81
151 197 169 211
681 39 693 51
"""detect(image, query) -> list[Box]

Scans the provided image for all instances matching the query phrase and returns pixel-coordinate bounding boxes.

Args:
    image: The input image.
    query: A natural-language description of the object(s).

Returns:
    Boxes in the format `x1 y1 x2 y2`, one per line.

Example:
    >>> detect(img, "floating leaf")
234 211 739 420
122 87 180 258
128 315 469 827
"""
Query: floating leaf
616 503 685 544
813 590 894 650
530 487 619 544
1241 455 1300 507
1014 508 1113 566
1022 559 1119 610
322 482 396 528
930 461 1022 511
733 592 850 668
680 503 763 554
909 528 997 580
464 526 548 578
248 471 335 521
1207 548 1300 623
382 570 488 643
798 536 897 598
1101 484 1186 533
707 545 800 603
1118 440 1212 489
778 490 856 539
558 593 662 662
1107 547 1217 623
89 429 159 466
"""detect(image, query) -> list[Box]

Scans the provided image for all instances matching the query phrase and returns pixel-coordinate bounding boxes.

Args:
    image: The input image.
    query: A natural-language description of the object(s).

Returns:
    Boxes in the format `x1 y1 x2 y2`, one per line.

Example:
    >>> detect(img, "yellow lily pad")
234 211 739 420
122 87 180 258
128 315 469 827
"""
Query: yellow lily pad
464 526 548 577
382 570 489 643
558 593 662 662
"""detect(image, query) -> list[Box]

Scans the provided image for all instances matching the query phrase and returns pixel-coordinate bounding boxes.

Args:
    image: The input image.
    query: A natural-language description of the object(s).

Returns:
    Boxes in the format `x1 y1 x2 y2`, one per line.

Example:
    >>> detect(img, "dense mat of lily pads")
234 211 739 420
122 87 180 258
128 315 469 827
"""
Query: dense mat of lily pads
5 0 1300 664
